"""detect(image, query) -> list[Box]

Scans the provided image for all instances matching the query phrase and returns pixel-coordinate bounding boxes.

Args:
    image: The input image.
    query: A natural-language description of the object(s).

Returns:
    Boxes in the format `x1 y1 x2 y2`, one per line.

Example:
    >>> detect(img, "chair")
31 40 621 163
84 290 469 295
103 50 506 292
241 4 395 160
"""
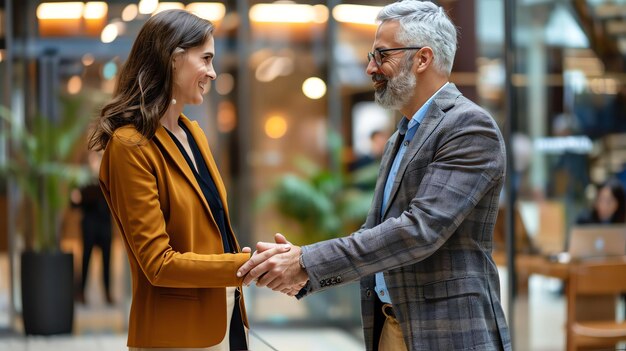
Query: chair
536 200 566 254
516 199 566 254
492 204 535 255
566 260 626 351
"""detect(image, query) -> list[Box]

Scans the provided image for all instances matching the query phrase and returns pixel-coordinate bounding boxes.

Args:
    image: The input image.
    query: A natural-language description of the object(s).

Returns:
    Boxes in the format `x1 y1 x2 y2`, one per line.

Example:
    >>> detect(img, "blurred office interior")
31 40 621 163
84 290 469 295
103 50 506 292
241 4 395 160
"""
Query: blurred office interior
2 0 626 350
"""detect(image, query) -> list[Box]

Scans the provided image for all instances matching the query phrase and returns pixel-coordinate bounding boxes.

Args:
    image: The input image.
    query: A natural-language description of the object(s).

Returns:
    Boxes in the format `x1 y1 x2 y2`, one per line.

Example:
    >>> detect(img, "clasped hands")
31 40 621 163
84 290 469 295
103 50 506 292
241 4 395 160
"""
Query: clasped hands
237 233 309 296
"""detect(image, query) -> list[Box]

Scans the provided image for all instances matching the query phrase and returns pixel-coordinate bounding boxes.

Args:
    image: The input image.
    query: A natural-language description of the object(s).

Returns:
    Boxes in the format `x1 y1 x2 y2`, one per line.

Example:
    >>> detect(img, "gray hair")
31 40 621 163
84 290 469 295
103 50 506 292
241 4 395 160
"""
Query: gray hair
377 1 458 75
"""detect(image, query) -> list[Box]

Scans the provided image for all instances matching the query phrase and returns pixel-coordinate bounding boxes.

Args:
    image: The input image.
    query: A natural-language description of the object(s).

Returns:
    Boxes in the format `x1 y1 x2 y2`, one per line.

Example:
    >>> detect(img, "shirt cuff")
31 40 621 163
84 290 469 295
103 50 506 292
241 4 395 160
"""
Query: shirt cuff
295 280 312 300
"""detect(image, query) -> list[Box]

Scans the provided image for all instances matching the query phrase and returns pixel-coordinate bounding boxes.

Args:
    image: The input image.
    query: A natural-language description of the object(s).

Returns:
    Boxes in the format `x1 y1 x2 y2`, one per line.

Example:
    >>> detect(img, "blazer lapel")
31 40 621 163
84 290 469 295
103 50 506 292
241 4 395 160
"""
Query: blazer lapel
179 116 233 221
153 120 213 218
373 130 403 223
380 84 461 219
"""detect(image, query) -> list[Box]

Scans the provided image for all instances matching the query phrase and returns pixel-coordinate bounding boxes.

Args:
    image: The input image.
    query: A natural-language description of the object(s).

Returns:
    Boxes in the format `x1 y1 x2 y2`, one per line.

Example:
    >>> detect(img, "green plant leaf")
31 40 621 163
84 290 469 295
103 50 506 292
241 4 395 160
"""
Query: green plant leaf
0 102 92 252
258 131 380 243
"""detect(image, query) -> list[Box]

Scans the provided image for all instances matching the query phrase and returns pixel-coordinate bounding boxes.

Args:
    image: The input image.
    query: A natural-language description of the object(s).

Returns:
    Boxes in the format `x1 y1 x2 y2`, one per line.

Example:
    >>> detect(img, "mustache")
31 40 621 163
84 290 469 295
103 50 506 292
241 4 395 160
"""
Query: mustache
372 73 387 82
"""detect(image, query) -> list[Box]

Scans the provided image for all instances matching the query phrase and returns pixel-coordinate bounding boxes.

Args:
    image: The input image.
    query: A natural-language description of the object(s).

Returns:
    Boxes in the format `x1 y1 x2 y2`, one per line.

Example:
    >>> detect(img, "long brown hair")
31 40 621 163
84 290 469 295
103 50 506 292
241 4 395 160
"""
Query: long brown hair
88 10 214 150
592 178 626 223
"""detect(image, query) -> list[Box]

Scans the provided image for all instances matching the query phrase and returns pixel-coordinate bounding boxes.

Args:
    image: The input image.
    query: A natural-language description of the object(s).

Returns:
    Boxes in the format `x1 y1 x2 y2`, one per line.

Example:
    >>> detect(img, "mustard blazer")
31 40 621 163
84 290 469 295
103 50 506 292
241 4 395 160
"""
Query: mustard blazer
99 114 250 348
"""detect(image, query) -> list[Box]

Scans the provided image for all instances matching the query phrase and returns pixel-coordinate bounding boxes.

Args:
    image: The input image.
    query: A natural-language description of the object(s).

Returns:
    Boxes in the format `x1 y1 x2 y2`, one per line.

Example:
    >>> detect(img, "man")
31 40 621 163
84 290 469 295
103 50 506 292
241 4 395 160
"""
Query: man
350 129 390 172
238 1 512 350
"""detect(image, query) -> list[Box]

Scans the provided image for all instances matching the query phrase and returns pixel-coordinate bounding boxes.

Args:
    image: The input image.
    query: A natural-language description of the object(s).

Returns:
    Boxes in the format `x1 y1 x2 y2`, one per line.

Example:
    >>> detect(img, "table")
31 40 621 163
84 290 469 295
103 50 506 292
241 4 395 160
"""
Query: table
493 251 626 350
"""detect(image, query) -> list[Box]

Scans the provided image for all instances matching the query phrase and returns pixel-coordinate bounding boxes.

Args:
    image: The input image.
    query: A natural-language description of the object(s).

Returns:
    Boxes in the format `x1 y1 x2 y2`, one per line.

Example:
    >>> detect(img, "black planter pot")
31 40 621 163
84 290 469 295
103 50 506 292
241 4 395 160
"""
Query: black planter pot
20 251 74 335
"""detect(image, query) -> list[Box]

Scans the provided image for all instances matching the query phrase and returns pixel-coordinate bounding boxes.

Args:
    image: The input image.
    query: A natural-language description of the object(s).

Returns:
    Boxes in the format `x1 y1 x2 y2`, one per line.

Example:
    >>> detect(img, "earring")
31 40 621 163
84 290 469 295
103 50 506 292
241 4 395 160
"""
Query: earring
171 98 177 105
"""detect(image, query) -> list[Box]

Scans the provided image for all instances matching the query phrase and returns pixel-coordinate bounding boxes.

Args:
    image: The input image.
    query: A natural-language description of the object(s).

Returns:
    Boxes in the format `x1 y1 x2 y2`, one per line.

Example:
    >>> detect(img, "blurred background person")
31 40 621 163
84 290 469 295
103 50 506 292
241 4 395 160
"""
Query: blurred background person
71 150 113 305
576 177 626 225
573 177 626 321
350 129 391 192
349 129 390 172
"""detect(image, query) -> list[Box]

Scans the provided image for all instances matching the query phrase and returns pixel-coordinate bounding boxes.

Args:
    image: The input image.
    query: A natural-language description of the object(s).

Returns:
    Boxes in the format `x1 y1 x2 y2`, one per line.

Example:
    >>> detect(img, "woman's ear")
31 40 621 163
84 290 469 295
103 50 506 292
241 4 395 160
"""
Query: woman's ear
171 49 184 71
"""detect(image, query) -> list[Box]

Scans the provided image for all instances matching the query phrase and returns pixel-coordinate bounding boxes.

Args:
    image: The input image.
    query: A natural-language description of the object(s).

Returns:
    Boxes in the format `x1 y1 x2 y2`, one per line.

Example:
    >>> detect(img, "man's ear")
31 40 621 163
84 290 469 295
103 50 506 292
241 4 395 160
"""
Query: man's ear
414 47 433 73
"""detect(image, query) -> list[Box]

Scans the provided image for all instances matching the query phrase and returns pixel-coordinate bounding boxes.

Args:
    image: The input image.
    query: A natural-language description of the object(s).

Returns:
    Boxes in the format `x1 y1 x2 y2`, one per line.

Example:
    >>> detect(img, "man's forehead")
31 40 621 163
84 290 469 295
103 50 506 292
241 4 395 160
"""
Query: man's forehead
374 20 401 47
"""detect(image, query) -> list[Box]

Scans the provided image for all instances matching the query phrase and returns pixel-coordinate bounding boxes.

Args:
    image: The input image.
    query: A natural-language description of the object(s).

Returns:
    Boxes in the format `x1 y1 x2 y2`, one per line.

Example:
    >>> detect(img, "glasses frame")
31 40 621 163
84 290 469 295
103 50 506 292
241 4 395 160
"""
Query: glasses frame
367 47 423 67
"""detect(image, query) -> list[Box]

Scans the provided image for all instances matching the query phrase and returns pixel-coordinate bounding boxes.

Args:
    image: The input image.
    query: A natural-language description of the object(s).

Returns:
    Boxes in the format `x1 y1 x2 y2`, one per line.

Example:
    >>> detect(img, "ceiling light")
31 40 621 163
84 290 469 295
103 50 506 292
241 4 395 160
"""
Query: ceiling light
122 4 139 21
154 2 185 15
138 0 158 15
186 3 226 22
83 2 107 20
36 2 84 20
332 4 381 25
101 23 119 43
250 3 324 23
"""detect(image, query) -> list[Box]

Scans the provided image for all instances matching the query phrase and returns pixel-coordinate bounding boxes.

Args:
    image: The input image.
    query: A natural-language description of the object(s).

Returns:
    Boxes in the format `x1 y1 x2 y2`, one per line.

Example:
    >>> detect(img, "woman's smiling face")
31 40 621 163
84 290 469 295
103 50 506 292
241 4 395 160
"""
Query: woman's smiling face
596 186 619 222
172 35 216 106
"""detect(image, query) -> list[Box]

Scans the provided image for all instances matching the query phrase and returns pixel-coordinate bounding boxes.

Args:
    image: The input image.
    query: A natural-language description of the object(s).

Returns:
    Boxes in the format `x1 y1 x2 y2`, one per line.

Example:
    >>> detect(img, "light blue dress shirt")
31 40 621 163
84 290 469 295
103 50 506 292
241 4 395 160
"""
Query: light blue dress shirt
374 83 449 304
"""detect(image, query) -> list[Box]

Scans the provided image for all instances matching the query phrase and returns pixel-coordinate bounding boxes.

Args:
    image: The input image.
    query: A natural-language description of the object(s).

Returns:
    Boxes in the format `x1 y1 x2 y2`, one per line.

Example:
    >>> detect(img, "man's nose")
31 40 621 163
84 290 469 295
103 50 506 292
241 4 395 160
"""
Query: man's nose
366 59 378 76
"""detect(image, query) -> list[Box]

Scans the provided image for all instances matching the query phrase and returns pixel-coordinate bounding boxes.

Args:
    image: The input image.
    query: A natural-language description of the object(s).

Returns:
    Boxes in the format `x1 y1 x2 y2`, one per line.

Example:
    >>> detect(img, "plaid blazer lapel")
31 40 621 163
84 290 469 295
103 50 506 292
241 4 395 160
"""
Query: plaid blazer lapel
380 84 463 219
371 129 403 224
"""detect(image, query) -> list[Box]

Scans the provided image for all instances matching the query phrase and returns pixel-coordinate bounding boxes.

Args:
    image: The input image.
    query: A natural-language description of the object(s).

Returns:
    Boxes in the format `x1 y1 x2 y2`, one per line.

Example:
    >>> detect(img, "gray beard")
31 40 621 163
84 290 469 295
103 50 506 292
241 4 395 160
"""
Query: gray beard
374 66 416 111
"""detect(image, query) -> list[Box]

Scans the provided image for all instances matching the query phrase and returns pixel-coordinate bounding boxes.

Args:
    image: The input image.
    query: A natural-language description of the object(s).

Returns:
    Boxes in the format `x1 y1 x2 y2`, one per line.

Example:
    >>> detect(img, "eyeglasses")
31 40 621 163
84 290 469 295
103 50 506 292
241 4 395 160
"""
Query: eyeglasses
367 47 423 67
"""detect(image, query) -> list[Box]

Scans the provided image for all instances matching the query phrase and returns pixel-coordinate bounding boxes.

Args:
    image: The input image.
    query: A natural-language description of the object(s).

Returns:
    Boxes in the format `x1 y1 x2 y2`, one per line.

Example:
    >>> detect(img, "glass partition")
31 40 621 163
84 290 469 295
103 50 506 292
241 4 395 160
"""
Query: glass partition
477 0 626 349
0 0 11 332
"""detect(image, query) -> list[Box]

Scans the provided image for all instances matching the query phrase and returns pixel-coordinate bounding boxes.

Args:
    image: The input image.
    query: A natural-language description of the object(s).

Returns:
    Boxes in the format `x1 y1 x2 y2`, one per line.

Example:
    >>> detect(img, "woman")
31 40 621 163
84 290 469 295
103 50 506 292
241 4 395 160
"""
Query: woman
71 150 113 306
88 10 283 350
576 178 626 225
574 178 626 322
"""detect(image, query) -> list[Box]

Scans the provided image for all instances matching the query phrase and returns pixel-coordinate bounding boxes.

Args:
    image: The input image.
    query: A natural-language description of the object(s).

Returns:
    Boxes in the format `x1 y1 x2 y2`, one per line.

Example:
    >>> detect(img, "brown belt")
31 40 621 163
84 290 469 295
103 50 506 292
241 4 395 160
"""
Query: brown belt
382 303 396 319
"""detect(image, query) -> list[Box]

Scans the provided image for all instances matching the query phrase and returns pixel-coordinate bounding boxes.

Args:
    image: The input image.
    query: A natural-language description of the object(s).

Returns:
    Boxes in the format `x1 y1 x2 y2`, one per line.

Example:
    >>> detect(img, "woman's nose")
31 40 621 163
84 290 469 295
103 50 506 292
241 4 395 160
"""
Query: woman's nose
207 64 216 80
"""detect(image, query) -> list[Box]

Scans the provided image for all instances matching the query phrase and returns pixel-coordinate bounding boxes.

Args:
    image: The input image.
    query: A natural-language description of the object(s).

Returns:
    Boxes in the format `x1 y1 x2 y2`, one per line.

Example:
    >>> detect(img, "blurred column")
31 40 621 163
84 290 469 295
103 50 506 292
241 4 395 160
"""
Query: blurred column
326 0 341 173
235 0 252 246
37 49 59 123
0 0 15 333
504 0 517 344
527 6 549 193
35 49 60 249
443 0 478 102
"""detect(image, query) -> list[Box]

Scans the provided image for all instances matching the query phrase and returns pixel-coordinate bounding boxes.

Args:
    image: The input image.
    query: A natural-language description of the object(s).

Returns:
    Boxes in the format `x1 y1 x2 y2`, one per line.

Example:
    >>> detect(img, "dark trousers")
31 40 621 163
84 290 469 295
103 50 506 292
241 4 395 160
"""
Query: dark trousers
81 218 112 295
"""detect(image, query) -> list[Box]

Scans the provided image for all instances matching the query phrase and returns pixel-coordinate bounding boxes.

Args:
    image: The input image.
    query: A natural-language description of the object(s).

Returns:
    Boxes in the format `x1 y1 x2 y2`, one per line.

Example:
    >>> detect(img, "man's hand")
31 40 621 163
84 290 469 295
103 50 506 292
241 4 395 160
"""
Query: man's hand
237 233 309 292
280 281 307 297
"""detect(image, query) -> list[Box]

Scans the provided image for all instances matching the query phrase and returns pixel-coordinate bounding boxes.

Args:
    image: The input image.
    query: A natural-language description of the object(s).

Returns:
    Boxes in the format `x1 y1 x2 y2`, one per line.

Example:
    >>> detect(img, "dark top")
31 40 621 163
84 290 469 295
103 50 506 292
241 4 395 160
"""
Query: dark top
576 210 619 225
72 184 111 225
165 120 234 253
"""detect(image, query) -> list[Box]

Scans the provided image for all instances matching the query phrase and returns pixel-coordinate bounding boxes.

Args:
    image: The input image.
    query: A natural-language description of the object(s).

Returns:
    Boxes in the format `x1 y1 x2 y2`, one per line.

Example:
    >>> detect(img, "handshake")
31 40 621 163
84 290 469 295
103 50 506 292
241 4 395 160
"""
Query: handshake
237 233 309 296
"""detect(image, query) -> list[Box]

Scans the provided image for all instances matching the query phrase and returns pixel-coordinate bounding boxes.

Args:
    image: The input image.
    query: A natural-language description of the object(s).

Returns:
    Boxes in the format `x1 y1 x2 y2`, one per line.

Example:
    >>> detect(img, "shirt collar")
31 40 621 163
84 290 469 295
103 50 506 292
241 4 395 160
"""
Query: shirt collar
397 82 450 134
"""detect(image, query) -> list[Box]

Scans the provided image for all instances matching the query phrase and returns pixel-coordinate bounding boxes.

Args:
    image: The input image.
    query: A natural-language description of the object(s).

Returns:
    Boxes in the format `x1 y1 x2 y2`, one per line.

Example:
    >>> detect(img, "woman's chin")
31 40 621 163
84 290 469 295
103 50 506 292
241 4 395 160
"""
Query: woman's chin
189 96 204 105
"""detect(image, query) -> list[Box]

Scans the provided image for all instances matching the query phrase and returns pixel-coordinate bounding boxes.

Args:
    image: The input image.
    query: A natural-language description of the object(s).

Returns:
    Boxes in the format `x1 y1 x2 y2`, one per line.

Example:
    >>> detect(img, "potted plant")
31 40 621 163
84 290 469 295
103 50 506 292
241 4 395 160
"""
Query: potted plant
259 132 375 244
258 132 377 324
0 98 91 335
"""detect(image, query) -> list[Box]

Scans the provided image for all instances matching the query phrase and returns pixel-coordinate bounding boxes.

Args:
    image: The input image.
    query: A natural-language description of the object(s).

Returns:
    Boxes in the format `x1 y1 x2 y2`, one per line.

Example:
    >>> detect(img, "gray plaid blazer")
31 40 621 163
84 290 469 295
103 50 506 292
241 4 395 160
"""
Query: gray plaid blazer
299 84 512 351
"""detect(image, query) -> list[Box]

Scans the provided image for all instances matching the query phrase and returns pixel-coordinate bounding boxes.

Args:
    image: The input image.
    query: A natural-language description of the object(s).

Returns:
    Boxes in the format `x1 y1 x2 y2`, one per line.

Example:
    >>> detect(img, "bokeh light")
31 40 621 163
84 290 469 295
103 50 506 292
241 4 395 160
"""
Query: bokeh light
265 115 288 139
302 77 327 100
